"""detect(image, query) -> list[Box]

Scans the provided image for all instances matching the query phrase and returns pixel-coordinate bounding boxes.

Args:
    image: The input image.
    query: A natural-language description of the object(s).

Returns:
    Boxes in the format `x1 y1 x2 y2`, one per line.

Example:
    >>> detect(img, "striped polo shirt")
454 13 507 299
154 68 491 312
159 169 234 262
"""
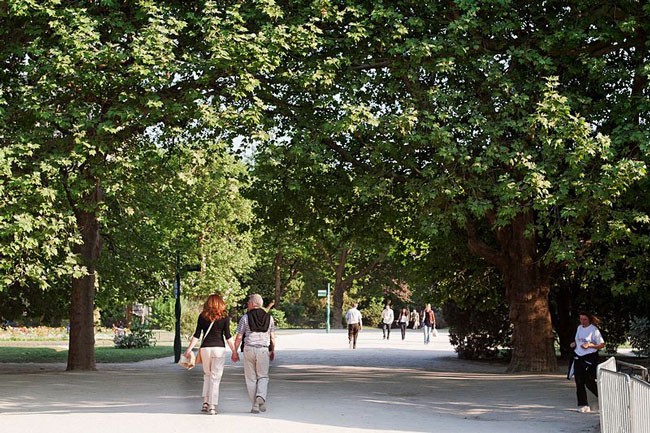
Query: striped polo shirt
236 311 275 348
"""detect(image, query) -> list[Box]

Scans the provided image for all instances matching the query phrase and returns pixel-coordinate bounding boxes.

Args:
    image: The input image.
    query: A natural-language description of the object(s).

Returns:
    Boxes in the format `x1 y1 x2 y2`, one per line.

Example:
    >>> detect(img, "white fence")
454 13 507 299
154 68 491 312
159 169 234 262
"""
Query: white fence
597 357 649 433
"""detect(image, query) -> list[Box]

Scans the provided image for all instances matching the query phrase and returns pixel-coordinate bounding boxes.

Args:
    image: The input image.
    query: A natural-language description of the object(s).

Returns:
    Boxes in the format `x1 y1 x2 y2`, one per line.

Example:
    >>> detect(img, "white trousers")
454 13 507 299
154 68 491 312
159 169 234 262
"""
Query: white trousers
243 346 269 403
200 347 226 406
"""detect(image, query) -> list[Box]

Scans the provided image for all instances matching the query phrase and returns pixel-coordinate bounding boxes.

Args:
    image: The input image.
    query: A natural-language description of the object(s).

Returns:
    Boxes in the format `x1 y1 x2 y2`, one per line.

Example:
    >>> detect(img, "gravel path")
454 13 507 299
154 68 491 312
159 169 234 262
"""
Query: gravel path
0 329 600 433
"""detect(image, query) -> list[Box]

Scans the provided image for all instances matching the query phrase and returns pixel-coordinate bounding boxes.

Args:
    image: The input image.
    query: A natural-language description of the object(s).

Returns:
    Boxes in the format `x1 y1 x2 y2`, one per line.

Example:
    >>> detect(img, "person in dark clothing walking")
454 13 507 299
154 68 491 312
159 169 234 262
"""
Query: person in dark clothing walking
398 308 409 340
184 294 236 415
569 312 605 413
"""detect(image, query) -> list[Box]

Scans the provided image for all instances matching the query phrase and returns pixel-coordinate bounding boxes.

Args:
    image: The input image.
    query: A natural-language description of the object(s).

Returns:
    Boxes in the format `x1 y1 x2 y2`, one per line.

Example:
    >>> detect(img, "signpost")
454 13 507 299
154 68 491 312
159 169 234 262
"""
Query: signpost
317 284 331 333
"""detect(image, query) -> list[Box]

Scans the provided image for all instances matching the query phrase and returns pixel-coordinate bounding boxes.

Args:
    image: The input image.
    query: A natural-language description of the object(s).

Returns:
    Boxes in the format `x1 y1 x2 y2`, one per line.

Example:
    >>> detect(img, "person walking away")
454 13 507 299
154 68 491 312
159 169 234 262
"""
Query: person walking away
568 312 605 413
410 308 420 329
345 302 363 349
232 294 276 414
422 304 436 344
381 305 394 340
183 294 236 415
398 308 409 340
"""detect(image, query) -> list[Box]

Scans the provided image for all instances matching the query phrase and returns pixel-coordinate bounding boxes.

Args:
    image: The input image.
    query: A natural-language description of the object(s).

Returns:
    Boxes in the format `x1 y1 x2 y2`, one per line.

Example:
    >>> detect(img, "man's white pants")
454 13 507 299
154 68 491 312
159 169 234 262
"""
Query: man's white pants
243 346 269 403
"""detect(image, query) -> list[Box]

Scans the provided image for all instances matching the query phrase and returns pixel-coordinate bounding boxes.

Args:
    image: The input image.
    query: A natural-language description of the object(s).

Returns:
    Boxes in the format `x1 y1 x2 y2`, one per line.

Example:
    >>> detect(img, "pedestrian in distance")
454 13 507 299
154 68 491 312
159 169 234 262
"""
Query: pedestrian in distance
345 302 363 349
183 294 236 415
568 312 605 413
381 304 394 340
409 308 420 330
422 304 436 344
398 307 409 340
232 294 276 414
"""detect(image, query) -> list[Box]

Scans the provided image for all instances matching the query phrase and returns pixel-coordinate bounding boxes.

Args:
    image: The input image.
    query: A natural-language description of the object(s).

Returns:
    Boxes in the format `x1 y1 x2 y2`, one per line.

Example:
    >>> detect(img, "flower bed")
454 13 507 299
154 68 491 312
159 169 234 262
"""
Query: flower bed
0 326 115 341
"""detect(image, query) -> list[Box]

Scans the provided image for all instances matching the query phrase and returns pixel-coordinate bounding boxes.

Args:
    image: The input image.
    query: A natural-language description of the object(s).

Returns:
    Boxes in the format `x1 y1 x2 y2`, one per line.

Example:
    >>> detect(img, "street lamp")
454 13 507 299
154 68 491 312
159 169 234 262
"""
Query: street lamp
173 251 200 363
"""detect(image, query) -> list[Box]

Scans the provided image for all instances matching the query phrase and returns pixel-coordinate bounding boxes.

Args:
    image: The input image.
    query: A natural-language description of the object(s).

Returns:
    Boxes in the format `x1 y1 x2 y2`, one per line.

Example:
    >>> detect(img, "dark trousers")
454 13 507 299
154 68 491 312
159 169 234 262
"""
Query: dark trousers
400 323 407 340
348 323 360 348
574 352 599 406
382 323 391 339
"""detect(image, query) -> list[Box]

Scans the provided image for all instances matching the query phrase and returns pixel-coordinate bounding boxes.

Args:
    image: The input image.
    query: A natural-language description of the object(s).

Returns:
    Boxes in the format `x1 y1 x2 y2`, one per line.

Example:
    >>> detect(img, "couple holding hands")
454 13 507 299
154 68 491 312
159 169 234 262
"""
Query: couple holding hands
183 293 276 415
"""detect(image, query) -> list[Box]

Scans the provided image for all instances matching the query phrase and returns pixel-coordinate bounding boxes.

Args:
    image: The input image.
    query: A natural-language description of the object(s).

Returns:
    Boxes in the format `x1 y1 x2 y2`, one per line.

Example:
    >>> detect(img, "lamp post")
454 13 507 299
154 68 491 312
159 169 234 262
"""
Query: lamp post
173 252 182 363
173 251 201 363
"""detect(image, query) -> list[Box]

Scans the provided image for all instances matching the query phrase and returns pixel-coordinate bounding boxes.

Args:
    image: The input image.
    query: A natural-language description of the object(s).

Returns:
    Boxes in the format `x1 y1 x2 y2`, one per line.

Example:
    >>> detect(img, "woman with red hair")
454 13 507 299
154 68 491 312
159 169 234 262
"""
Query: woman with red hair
184 294 236 415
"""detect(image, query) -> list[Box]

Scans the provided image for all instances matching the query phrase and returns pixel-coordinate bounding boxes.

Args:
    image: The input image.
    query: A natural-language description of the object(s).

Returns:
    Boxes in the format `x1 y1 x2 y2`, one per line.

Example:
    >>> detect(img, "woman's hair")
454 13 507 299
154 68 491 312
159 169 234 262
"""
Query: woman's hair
578 312 600 326
202 294 227 321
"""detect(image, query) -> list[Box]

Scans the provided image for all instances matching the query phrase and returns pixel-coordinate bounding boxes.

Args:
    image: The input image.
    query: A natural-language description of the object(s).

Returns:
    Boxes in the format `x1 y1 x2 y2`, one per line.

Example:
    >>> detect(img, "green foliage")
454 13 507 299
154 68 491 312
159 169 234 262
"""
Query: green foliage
359 297 385 328
113 322 156 349
269 309 288 329
278 302 305 326
629 317 650 357
180 298 203 337
444 299 512 361
98 302 126 328
148 297 175 331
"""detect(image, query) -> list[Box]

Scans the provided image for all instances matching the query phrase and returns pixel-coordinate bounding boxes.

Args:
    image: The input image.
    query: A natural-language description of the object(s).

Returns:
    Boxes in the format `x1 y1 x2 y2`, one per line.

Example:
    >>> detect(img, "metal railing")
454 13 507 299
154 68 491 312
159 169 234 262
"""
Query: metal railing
630 377 650 433
597 357 650 433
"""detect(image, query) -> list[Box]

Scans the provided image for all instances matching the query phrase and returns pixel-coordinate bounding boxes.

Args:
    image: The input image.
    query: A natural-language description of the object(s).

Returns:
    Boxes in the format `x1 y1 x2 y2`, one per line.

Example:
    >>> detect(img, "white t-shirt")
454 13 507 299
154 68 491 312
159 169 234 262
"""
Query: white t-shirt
345 308 362 325
381 308 394 324
574 324 604 356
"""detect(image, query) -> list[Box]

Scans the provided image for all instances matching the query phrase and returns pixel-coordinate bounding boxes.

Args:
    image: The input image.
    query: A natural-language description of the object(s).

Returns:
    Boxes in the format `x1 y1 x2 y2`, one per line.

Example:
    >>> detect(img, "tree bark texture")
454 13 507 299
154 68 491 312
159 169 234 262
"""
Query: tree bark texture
467 210 557 372
331 247 350 329
67 182 103 371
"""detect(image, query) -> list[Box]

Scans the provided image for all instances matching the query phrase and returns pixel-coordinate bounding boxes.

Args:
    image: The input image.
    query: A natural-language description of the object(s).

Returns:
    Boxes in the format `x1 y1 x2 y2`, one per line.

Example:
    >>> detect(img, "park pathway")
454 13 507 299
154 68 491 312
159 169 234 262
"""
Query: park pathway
0 329 599 433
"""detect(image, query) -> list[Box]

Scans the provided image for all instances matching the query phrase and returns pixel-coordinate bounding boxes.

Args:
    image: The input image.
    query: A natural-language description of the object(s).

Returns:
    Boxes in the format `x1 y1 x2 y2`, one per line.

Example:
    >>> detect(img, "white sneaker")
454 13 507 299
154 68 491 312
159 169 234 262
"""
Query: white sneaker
256 396 266 412
578 406 591 413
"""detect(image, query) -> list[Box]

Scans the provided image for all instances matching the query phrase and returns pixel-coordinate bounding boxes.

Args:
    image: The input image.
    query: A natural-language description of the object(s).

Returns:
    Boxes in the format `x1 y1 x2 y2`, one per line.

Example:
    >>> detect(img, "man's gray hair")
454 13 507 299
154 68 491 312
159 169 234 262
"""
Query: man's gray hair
249 294 263 308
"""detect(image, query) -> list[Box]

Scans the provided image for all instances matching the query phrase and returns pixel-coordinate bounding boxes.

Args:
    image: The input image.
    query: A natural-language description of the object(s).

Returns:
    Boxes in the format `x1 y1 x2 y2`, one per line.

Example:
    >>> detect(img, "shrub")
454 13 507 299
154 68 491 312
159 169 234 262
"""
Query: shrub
628 316 650 357
279 302 306 326
180 298 203 336
270 309 288 328
148 297 175 331
114 322 156 349
444 299 511 360
359 297 384 328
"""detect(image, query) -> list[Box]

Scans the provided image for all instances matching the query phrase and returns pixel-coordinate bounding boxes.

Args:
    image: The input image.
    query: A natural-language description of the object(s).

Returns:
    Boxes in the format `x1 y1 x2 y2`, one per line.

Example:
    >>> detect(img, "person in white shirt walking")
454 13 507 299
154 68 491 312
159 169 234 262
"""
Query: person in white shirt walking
380 305 394 340
569 312 605 413
345 303 363 349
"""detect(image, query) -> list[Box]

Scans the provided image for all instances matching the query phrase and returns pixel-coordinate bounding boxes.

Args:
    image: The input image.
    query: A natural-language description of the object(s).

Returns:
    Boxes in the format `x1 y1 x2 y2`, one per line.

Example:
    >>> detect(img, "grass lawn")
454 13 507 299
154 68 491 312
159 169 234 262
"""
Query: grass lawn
0 345 173 363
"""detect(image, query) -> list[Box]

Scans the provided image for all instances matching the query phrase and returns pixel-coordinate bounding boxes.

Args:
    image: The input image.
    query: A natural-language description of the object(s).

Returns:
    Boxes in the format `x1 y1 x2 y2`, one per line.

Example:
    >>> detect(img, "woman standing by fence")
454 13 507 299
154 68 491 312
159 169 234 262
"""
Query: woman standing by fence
183 294 236 415
569 312 605 413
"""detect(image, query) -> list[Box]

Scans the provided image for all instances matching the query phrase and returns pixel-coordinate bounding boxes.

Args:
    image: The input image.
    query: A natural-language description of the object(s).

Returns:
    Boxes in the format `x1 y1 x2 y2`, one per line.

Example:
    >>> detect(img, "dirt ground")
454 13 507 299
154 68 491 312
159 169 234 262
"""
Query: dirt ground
0 329 600 433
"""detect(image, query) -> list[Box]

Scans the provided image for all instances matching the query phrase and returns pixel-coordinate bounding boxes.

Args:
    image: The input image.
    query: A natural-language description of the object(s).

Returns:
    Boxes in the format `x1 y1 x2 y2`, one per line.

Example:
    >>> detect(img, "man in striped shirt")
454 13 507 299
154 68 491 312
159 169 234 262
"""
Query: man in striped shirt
232 294 275 413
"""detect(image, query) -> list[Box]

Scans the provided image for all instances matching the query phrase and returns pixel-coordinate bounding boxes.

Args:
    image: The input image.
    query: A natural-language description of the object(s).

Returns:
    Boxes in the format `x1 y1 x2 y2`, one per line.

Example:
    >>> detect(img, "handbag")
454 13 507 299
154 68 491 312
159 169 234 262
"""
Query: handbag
432 327 438 337
178 319 215 370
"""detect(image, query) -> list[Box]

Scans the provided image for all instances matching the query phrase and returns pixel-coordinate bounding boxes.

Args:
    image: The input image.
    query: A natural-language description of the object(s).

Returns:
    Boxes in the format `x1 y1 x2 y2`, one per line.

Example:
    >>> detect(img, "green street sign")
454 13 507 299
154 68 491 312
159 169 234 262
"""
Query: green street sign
317 289 327 297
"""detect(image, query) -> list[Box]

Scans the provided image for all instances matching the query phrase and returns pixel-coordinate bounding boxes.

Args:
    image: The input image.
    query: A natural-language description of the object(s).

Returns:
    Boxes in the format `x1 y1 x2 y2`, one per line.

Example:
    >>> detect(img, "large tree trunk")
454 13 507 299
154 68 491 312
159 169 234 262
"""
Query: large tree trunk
467 210 557 372
502 261 556 372
67 182 103 371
